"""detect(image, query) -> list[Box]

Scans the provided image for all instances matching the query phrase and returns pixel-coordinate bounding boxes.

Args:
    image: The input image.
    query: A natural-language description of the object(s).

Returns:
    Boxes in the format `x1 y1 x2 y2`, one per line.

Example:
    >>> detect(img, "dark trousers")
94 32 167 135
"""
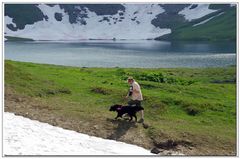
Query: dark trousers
128 100 141 107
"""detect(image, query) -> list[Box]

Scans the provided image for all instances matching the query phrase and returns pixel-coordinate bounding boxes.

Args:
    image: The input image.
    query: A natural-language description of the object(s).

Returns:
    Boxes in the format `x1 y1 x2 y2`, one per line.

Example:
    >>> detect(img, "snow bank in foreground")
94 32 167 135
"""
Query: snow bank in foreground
3 112 153 155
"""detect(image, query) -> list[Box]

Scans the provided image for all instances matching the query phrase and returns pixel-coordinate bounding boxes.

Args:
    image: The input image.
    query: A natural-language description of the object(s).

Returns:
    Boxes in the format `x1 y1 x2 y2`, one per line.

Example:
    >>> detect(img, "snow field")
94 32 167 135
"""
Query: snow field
3 112 154 155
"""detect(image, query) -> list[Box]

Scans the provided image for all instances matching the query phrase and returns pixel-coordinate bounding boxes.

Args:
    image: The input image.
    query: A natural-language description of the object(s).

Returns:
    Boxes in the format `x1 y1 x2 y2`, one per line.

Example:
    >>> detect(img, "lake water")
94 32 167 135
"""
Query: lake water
4 40 236 68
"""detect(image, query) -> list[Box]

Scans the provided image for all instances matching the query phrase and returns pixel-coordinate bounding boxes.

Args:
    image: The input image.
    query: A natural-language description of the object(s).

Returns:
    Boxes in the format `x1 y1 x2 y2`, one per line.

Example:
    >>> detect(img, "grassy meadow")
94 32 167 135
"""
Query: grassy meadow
4 60 236 155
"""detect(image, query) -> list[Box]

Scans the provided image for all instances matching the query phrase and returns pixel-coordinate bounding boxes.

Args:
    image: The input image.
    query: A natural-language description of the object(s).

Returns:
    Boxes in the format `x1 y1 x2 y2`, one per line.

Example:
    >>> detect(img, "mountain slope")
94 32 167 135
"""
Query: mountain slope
157 4 236 41
4 4 236 41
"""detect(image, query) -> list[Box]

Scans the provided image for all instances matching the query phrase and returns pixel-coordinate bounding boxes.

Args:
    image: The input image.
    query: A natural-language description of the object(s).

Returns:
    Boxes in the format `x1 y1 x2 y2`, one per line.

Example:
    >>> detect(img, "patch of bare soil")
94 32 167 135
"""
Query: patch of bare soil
4 87 236 156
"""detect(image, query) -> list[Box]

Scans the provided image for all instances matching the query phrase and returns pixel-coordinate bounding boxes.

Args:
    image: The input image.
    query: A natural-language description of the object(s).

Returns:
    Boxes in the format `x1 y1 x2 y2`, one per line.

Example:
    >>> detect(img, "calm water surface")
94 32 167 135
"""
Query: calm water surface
4 40 236 68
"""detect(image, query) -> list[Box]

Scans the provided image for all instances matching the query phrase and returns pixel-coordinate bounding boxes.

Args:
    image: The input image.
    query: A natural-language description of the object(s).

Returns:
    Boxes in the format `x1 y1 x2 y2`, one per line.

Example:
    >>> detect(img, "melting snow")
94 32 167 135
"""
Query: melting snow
4 4 171 40
193 12 225 27
3 112 153 156
179 4 218 21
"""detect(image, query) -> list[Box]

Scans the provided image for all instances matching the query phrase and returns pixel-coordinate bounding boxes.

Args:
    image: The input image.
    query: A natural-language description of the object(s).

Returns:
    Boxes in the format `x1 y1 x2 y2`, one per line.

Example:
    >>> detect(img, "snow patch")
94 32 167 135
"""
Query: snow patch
193 12 224 27
179 4 218 21
3 112 154 155
4 16 17 31
5 16 15 26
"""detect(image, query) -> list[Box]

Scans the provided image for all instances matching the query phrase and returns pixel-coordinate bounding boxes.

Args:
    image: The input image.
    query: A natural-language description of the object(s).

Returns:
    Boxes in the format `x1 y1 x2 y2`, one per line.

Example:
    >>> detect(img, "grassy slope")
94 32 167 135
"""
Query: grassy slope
159 7 236 41
5 36 34 41
4 60 236 155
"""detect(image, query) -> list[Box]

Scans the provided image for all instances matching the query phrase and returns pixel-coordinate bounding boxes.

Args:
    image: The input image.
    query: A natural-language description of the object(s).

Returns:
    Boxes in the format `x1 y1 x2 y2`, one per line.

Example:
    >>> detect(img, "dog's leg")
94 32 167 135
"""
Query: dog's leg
133 114 137 122
129 115 133 121
115 112 123 119
115 114 120 119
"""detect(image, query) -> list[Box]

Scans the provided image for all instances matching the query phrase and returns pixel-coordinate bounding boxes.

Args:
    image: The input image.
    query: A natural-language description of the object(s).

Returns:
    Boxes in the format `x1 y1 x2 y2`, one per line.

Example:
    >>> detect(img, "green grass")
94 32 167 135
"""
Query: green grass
5 36 34 41
159 7 236 41
4 60 236 154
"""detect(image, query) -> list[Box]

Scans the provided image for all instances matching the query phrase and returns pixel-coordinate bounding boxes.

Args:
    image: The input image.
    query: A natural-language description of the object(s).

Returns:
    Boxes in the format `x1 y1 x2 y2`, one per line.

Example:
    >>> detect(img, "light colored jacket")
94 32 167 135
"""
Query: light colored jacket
130 81 143 101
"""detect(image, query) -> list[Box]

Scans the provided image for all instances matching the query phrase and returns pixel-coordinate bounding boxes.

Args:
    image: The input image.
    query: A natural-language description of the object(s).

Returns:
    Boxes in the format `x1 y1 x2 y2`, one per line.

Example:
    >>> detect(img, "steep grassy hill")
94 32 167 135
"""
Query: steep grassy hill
158 6 236 41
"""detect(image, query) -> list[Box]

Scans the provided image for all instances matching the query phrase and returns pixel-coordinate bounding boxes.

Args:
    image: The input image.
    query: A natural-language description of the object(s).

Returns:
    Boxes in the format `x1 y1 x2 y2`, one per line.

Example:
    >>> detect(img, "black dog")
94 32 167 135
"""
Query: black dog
109 104 144 121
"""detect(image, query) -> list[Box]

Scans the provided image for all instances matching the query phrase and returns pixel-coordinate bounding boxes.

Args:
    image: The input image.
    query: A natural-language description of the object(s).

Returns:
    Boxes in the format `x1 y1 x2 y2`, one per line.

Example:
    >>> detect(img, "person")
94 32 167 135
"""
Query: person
125 77 144 123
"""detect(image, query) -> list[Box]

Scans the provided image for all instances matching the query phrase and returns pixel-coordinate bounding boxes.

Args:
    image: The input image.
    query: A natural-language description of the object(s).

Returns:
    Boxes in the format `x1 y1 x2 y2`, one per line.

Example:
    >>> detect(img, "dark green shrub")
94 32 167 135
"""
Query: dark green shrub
135 72 195 85
91 87 111 95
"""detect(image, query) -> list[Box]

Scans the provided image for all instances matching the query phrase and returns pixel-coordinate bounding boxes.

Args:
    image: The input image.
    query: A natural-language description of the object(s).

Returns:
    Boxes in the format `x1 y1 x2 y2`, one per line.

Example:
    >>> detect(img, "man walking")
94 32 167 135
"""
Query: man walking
125 77 144 123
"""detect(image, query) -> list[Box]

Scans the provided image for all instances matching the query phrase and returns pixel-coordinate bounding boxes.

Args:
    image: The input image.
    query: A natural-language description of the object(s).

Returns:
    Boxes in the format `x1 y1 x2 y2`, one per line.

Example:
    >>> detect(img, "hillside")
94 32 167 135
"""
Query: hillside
157 4 236 41
5 60 236 155
4 4 236 41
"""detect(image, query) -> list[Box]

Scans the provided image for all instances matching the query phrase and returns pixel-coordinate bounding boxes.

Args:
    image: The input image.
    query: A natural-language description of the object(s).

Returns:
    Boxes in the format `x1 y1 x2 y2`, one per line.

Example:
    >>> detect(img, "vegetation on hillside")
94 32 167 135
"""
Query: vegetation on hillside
5 36 34 41
4 60 236 155
157 6 236 41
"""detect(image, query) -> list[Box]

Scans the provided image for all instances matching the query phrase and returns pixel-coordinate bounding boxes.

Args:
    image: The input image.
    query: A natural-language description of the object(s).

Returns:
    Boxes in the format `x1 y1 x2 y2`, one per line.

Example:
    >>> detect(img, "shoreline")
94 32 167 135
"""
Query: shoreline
4 59 236 69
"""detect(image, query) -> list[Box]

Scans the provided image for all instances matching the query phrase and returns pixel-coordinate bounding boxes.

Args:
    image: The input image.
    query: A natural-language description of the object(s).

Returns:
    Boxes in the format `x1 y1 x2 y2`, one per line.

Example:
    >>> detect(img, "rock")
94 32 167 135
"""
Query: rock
14 97 22 102
52 122 57 126
93 125 99 130
142 123 149 129
161 150 174 155
159 149 164 152
188 146 193 150
151 147 160 154
161 150 167 155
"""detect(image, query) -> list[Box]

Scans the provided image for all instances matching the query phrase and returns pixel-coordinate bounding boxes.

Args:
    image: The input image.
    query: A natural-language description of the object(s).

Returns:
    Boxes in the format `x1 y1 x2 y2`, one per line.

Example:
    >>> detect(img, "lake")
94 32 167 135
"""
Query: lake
4 40 236 68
